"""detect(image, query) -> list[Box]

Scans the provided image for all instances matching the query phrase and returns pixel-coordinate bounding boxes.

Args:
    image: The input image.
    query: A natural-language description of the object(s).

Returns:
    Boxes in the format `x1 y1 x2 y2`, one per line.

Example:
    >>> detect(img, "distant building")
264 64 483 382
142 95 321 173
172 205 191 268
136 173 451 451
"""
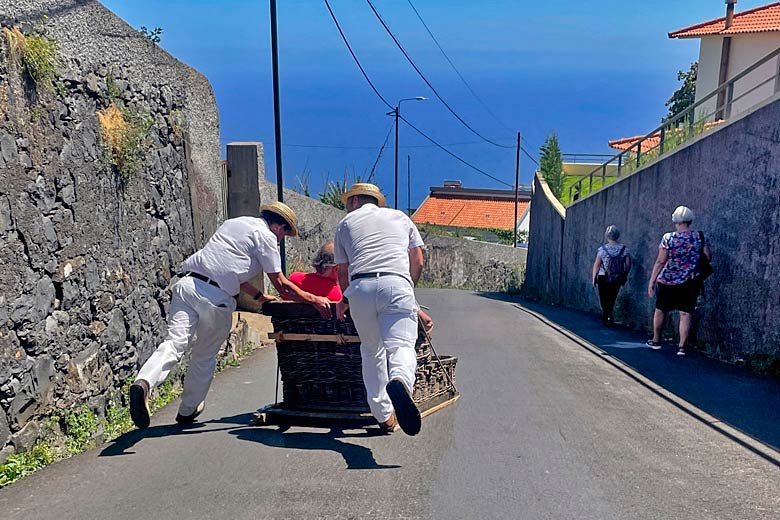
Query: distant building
669 1 780 119
412 181 531 243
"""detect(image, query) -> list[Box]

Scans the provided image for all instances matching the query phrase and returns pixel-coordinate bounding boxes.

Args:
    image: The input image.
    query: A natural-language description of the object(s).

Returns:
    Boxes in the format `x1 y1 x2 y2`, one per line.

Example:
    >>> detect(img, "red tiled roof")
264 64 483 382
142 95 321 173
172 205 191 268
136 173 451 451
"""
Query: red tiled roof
412 196 529 231
669 2 780 38
608 121 725 152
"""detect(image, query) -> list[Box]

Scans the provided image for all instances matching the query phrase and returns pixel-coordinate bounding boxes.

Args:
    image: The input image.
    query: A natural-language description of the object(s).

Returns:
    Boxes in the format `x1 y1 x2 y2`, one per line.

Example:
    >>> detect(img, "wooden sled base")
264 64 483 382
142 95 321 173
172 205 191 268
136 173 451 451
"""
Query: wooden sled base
250 391 460 429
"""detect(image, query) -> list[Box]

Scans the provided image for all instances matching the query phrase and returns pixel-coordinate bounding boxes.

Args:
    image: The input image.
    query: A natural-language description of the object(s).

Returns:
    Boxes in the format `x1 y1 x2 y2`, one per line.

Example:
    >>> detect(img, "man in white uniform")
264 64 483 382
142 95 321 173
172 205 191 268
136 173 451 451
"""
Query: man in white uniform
129 202 332 430
334 183 425 436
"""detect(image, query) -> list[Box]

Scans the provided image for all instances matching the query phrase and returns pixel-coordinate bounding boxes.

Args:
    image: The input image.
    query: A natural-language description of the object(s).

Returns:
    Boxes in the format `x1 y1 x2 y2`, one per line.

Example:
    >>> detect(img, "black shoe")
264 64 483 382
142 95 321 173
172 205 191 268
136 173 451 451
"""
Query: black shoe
386 379 421 436
129 380 151 430
677 347 687 357
175 402 205 425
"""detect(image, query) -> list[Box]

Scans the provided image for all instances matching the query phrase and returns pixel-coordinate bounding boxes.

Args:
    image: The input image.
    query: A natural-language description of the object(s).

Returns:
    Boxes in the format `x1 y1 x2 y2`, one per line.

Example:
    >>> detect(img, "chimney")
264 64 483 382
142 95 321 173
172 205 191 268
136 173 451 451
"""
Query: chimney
725 0 737 29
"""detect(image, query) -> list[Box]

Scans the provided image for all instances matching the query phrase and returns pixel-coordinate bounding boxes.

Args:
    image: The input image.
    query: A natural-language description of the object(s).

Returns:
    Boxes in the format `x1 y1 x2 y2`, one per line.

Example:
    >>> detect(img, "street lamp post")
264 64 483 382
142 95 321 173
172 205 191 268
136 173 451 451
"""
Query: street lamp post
388 97 426 209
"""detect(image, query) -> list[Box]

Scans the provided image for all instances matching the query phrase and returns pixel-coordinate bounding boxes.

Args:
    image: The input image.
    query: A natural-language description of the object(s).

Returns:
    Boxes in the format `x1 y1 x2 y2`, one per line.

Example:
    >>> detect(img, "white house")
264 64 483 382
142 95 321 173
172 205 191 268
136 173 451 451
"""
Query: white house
669 1 780 119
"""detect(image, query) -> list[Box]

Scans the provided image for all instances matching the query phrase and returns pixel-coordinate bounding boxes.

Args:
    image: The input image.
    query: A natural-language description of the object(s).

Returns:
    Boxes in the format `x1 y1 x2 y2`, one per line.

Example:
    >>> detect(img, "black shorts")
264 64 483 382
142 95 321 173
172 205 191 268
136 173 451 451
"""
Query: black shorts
655 279 699 314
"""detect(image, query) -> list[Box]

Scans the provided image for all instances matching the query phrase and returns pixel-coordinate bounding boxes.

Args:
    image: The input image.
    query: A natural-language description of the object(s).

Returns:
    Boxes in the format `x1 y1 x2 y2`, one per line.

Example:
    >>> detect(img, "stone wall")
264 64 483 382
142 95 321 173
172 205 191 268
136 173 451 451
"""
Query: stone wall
523 174 565 302
525 93 780 365
0 0 222 458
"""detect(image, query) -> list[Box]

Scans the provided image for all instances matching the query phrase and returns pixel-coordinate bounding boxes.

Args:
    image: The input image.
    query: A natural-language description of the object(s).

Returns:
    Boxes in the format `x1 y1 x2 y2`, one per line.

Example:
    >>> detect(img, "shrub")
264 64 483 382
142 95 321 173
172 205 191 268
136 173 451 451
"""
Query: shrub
97 102 153 179
64 405 98 454
2 26 57 90
0 443 55 488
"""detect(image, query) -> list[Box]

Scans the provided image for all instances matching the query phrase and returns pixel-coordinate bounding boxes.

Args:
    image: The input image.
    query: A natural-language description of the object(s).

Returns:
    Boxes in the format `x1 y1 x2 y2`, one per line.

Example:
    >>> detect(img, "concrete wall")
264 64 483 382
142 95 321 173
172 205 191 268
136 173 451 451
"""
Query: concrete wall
0 1 222 458
523 174 565 302
420 234 526 292
526 93 780 364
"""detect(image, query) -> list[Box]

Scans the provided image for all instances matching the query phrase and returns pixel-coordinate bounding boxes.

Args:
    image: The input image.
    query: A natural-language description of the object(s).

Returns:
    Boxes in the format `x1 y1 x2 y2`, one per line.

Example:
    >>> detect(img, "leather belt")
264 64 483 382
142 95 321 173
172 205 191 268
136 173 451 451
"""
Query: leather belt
182 271 221 290
351 272 406 282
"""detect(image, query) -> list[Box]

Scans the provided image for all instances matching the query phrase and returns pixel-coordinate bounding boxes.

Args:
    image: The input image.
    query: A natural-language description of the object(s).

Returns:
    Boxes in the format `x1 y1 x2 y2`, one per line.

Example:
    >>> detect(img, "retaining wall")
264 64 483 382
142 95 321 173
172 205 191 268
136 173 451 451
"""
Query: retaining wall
0 0 223 458
525 93 780 364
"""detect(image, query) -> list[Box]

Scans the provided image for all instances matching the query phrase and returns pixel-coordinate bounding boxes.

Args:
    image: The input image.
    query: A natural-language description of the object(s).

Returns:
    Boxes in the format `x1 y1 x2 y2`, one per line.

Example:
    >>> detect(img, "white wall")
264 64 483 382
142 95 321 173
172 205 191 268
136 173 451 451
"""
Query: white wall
694 33 780 119
694 36 723 118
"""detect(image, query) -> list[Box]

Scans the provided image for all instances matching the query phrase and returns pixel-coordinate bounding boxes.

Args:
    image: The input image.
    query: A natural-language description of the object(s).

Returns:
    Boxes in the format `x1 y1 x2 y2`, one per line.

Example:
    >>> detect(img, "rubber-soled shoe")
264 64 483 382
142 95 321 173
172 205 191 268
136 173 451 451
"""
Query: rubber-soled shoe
677 347 687 357
175 402 205 425
646 340 662 350
129 380 151 430
386 379 421 436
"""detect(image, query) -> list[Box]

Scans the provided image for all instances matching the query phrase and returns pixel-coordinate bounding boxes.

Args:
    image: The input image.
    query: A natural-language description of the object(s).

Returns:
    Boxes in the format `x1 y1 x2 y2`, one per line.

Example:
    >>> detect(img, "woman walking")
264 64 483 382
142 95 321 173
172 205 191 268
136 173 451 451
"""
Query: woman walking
646 206 711 356
592 225 631 326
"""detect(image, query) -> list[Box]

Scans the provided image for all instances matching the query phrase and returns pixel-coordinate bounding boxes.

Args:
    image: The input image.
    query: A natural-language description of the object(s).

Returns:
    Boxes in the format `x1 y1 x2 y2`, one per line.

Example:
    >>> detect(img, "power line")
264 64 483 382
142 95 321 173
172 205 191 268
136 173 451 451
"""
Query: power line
405 0 514 135
365 0 514 150
367 122 394 182
323 0 512 188
400 115 513 188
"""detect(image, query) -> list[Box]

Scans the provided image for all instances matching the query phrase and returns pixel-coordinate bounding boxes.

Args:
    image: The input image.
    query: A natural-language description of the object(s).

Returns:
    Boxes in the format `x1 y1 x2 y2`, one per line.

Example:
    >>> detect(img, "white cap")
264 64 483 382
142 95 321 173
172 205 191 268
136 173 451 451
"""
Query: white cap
672 206 695 224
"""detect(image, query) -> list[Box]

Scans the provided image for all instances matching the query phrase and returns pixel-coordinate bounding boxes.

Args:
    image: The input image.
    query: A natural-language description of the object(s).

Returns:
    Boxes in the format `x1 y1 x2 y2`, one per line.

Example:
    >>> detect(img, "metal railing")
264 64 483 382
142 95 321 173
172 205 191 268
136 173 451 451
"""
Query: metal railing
567 46 780 205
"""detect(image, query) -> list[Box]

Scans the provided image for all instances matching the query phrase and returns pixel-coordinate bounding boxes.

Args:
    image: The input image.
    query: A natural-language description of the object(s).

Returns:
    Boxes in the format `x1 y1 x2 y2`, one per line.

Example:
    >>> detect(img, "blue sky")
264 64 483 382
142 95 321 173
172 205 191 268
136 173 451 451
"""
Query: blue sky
101 0 768 209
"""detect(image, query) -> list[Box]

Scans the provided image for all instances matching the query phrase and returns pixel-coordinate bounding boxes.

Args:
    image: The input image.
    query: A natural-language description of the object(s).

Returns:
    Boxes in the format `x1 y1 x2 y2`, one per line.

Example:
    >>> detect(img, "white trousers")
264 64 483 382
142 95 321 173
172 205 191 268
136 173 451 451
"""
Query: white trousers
346 276 418 423
136 276 236 416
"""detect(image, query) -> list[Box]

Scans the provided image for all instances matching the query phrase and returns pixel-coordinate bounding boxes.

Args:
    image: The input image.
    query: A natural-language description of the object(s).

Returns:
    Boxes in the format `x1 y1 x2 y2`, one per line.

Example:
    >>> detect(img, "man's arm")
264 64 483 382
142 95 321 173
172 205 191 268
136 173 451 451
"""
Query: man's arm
336 262 350 320
266 272 332 318
239 282 276 303
409 246 424 285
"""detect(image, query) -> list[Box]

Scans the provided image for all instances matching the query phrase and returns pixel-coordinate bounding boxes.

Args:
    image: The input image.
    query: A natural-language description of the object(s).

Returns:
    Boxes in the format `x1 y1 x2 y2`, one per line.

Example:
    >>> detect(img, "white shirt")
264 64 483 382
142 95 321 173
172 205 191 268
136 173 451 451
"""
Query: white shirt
180 217 281 296
334 204 424 282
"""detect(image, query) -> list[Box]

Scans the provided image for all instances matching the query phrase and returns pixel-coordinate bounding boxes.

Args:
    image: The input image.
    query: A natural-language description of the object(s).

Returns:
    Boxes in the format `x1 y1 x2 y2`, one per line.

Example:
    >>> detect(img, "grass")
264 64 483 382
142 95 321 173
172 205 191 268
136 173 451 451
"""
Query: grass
0 443 55 488
97 102 153 179
3 26 57 90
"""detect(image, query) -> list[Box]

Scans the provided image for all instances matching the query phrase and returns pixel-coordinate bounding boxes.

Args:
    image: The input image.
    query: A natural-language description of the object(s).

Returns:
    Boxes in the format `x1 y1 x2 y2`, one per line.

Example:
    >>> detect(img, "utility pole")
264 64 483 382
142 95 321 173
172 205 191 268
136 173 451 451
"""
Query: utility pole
393 106 399 209
270 0 286 271
514 132 521 248
407 155 411 215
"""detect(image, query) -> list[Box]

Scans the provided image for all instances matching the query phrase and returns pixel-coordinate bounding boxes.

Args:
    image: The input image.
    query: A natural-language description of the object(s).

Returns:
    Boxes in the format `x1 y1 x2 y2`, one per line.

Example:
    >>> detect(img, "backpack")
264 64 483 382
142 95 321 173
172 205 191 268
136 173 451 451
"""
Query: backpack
604 246 628 285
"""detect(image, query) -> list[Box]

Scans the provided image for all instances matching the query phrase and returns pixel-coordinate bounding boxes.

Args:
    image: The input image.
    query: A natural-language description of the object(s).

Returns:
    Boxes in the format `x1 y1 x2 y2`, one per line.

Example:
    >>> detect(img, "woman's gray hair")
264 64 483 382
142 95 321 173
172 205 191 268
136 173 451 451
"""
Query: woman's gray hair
312 242 336 274
672 206 694 224
605 225 620 241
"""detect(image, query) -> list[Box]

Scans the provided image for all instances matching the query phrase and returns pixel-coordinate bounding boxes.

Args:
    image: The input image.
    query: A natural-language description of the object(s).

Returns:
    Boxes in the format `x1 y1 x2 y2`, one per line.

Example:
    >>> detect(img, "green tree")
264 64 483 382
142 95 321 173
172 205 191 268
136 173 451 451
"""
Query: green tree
666 62 697 118
539 132 564 199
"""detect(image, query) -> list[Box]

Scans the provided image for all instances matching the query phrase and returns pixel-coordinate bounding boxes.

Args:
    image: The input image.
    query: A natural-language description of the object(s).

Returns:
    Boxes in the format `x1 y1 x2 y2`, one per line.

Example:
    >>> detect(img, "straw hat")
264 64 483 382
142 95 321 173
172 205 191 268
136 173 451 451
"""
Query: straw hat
340 182 386 207
260 201 299 236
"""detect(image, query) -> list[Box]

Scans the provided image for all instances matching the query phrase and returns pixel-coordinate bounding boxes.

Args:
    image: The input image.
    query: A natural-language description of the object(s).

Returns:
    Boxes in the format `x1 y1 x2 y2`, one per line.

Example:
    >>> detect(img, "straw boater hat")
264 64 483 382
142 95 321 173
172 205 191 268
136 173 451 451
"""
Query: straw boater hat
340 182 386 207
260 201 299 236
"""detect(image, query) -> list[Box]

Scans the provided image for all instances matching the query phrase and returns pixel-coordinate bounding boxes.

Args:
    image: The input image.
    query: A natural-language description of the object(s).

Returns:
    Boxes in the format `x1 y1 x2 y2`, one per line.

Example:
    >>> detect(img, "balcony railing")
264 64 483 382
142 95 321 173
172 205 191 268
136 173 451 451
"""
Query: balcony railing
567 46 780 205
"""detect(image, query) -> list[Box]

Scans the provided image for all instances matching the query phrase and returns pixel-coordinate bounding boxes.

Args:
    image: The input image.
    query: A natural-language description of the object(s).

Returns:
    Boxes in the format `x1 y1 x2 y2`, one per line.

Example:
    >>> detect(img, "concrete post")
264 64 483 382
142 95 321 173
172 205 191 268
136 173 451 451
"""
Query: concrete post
226 142 265 217
226 142 266 309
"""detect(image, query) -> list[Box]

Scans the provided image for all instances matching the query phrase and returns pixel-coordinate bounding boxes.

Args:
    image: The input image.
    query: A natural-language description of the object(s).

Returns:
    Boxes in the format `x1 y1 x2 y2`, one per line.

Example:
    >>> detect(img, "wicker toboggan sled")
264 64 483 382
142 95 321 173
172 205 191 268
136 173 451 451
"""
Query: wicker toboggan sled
251 301 459 428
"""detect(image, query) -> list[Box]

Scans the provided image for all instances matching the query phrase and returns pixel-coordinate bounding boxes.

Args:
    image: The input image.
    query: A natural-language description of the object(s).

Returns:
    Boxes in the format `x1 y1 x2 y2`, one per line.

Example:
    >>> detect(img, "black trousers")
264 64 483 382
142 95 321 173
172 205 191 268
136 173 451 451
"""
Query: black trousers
597 275 622 322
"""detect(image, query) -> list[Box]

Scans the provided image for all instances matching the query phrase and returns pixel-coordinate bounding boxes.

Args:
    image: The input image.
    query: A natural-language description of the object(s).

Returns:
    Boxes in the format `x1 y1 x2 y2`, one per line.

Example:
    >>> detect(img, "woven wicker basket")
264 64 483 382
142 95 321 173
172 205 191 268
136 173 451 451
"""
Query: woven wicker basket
263 301 456 412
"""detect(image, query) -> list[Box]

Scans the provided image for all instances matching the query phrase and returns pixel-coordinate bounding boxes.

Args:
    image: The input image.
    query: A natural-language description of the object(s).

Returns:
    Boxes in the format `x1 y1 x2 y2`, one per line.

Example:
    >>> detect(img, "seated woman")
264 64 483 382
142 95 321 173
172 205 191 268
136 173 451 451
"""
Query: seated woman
284 242 342 302
286 242 434 332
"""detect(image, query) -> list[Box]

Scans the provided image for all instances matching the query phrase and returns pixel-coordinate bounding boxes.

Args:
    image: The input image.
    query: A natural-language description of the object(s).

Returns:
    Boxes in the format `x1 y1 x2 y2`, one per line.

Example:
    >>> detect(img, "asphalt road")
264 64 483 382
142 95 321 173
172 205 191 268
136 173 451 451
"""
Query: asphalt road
2 289 780 519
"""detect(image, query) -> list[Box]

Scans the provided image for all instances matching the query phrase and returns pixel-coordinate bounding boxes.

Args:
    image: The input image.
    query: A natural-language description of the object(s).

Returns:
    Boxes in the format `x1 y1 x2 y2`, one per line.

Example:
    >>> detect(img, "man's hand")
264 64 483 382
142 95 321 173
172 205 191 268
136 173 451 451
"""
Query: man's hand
418 309 434 333
336 300 350 321
311 296 333 319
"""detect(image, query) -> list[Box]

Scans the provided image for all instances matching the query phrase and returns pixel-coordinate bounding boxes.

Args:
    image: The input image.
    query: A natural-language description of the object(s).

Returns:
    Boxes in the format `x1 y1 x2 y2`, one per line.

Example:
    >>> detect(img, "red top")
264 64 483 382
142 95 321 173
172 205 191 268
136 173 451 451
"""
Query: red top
284 272 343 301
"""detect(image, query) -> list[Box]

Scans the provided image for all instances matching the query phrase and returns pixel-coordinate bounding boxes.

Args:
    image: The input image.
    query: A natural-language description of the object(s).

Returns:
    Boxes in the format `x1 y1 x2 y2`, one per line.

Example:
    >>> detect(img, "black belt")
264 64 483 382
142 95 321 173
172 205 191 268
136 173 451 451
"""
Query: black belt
351 272 406 282
181 271 221 290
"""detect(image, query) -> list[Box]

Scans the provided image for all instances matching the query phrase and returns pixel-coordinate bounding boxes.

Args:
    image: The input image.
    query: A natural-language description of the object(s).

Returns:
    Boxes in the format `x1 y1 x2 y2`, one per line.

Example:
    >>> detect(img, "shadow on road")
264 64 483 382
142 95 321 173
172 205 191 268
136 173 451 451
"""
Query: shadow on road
230 426 401 470
100 413 396 470
479 292 780 456
99 413 256 456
